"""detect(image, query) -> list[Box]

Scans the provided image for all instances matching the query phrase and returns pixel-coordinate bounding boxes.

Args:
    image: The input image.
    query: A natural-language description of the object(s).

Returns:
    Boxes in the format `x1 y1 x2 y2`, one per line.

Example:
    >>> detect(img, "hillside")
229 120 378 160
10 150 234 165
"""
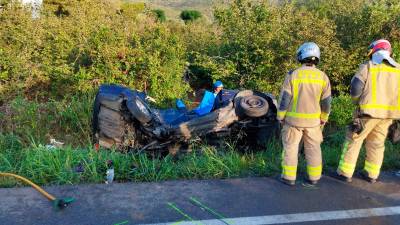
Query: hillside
127 0 228 22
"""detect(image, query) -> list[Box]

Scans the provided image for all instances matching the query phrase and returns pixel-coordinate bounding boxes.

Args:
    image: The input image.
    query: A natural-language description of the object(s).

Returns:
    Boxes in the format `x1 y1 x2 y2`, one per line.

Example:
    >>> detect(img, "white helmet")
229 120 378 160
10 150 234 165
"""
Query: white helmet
296 42 320 63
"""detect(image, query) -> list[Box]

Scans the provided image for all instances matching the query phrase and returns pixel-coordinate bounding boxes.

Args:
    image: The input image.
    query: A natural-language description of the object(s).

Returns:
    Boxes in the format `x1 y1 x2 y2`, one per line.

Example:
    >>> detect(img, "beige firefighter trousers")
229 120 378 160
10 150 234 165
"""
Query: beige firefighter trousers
281 124 323 181
337 118 393 179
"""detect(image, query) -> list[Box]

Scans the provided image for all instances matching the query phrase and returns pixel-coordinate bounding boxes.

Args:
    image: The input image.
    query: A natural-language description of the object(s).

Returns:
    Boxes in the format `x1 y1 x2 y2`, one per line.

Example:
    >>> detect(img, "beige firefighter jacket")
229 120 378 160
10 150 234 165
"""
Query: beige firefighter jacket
277 65 332 128
352 61 400 119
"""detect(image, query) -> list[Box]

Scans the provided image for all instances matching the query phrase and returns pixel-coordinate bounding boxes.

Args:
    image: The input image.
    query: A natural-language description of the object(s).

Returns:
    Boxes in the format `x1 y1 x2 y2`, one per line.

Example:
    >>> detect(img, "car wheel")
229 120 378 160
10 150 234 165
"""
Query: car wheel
239 95 269 118
234 90 254 118
127 94 152 124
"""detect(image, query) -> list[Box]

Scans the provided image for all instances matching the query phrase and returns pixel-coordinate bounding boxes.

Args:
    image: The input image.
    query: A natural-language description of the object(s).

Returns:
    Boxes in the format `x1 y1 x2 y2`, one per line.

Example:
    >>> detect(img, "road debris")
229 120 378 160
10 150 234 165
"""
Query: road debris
106 160 115 184
45 138 64 150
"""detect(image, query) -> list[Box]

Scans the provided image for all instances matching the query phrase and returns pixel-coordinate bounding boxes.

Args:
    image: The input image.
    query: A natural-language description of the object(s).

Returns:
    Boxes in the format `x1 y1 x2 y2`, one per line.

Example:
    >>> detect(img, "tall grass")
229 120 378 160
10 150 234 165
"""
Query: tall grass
1 95 93 146
1 130 398 187
0 134 282 187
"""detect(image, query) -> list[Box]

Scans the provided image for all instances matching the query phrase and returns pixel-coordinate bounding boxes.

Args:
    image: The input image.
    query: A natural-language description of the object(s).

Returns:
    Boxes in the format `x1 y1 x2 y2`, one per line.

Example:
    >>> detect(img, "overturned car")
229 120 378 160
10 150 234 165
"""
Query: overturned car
92 85 279 153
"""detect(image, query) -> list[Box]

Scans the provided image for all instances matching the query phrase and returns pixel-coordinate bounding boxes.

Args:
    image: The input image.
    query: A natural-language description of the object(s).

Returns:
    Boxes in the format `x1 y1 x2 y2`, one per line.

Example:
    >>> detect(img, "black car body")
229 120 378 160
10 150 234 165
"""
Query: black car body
92 84 279 153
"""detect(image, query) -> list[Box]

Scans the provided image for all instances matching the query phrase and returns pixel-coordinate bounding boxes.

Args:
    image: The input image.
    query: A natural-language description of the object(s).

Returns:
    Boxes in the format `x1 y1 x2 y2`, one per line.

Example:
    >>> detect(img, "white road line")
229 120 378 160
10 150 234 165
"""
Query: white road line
138 206 400 225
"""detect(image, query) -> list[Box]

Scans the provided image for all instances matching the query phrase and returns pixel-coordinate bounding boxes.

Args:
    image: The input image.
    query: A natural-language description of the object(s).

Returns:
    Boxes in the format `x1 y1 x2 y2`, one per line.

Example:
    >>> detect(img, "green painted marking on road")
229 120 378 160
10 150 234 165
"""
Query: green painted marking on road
140 205 400 225
189 197 232 225
167 202 203 225
114 220 129 225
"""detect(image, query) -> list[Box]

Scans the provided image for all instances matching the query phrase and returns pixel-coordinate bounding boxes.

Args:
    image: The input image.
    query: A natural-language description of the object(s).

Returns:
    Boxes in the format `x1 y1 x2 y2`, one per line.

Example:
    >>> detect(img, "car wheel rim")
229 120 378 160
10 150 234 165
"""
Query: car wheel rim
245 98 264 108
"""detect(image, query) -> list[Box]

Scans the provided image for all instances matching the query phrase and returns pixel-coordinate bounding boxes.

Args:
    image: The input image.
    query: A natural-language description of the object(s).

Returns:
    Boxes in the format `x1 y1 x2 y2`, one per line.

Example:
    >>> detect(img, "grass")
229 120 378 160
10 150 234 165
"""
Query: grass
0 96 399 187
0 134 282 187
321 129 400 172
0 95 93 146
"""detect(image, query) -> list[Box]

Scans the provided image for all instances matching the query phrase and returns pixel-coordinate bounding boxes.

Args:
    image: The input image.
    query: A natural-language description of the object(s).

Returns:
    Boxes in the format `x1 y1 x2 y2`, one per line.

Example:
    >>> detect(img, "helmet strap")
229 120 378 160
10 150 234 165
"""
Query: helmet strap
300 57 319 66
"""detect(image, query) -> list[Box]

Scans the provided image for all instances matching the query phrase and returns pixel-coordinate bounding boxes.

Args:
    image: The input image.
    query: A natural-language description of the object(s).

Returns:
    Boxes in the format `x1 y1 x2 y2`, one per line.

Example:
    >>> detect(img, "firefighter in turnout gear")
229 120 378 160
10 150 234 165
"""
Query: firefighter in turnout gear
336 39 400 183
277 42 332 186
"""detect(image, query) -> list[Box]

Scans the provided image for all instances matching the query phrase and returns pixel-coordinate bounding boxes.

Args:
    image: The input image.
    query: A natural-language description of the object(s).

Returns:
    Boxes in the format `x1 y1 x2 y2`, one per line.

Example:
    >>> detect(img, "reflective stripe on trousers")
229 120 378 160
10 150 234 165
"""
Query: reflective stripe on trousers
337 118 392 179
281 124 323 181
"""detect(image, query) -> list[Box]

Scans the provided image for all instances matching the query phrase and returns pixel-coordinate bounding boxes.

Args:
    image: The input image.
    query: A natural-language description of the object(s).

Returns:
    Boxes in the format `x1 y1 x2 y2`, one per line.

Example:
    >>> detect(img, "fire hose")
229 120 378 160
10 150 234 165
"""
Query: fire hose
0 172 74 210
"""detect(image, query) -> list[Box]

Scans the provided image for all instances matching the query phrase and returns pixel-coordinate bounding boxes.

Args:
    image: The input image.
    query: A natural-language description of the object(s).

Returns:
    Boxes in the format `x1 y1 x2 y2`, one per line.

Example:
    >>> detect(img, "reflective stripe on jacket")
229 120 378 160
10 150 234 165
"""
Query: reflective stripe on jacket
352 61 400 119
277 65 331 128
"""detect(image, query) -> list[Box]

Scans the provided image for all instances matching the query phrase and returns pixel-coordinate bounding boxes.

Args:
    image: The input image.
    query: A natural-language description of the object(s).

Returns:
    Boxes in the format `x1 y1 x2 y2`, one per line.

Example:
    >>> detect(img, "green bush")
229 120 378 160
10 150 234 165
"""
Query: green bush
183 0 400 95
0 0 188 103
206 1 352 95
2 0 400 102
180 10 202 23
152 9 166 22
329 95 356 126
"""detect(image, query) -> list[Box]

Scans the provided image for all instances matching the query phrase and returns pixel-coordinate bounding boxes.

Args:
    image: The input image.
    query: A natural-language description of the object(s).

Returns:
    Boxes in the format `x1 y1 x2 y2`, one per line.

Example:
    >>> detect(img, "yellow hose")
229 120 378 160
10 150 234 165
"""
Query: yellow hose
0 172 56 201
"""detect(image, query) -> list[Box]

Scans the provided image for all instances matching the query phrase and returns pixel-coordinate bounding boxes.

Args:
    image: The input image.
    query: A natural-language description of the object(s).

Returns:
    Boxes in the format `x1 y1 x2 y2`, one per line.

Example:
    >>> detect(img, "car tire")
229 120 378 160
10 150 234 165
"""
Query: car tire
234 90 254 105
234 90 254 118
127 94 152 124
239 95 269 118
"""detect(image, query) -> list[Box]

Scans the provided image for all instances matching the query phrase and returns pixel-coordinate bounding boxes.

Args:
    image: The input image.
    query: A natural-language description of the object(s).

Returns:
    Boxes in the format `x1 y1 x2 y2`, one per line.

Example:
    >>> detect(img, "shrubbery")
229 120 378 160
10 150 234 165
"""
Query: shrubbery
1 0 400 110
152 9 166 22
329 95 355 126
0 0 189 104
189 0 400 95
180 10 202 23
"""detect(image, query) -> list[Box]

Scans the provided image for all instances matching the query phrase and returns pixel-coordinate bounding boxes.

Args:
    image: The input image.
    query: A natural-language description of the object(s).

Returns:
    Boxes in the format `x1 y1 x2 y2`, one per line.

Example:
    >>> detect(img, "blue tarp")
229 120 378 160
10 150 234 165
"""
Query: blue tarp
176 99 186 109
167 91 216 125
193 91 216 116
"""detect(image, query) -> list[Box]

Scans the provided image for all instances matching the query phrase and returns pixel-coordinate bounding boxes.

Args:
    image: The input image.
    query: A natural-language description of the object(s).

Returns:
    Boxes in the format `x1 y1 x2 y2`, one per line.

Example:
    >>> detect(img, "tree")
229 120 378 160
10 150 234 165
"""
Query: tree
152 9 166 22
180 10 201 23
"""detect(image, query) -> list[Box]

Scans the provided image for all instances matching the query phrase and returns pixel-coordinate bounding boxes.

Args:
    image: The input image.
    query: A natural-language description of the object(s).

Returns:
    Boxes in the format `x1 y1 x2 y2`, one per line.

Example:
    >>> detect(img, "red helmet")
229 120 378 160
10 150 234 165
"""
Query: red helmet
368 39 392 57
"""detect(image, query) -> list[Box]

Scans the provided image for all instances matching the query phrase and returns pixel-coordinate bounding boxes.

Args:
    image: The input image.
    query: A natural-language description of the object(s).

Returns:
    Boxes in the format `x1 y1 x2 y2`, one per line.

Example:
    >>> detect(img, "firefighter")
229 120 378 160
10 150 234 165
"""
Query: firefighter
336 39 400 183
277 42 332 186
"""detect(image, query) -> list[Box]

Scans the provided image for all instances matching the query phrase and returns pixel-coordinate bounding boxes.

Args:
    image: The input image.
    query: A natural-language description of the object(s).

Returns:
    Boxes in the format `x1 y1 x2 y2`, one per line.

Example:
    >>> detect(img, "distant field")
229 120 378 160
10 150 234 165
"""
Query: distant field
127 0 229 22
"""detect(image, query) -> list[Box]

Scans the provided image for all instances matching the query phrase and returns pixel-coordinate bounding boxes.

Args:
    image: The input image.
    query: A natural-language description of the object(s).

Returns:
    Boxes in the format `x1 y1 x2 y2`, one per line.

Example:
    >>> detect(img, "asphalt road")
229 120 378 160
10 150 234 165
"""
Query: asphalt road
0 172 399 225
